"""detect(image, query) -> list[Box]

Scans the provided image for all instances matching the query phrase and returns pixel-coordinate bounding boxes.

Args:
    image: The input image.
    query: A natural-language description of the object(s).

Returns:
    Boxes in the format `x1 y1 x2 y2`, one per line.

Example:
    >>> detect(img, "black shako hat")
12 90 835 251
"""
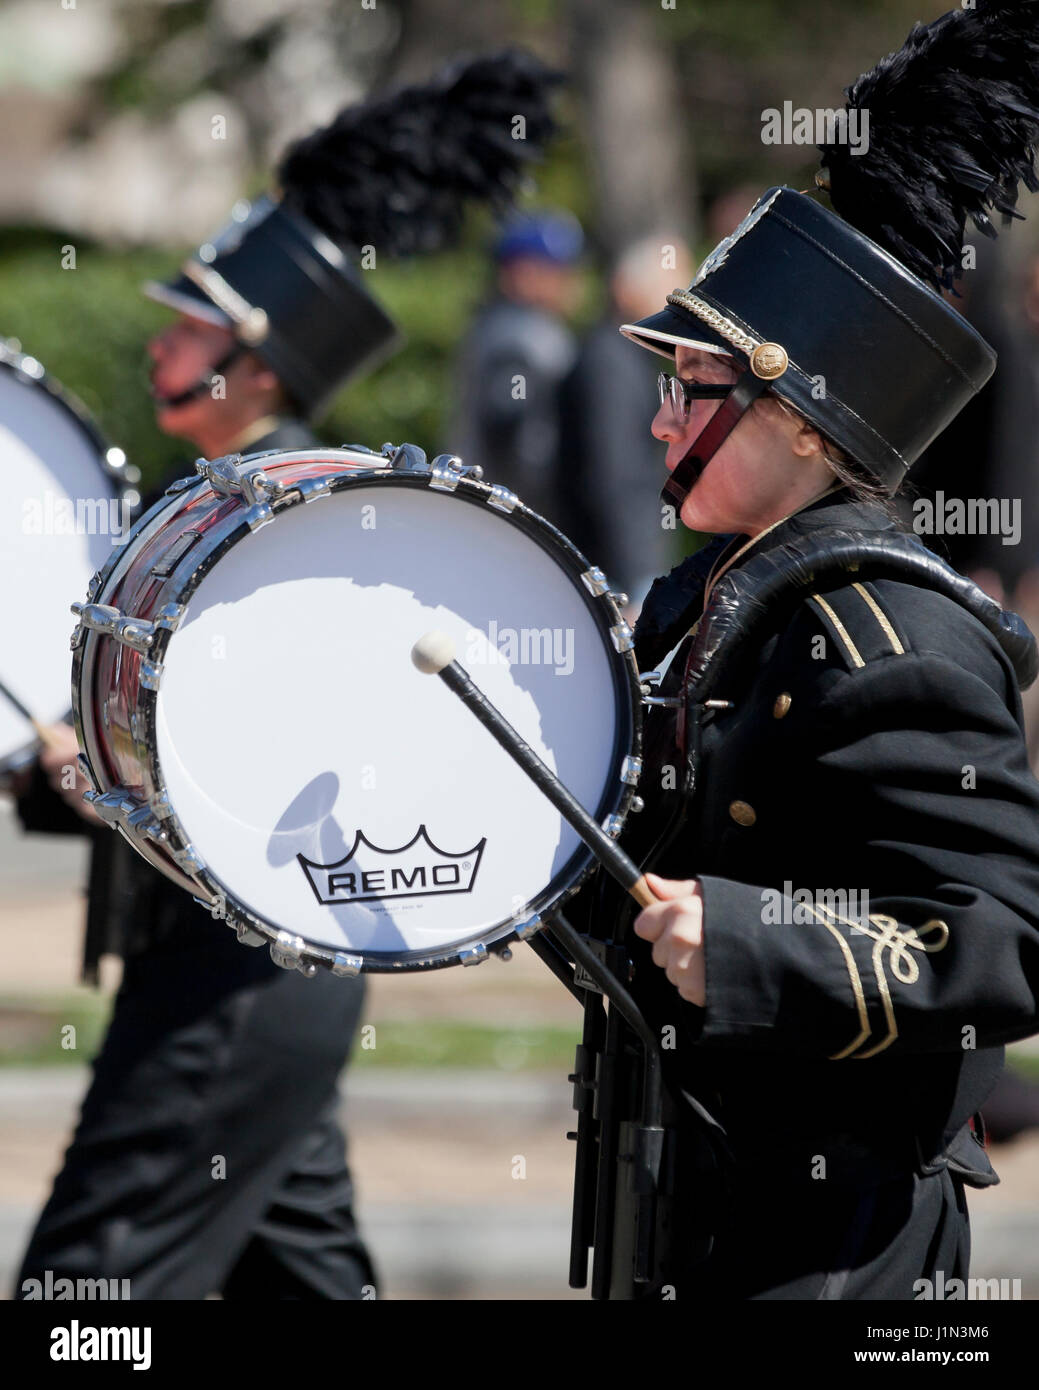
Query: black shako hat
622 0 1039 496
144 50 560 419
145 195 400 416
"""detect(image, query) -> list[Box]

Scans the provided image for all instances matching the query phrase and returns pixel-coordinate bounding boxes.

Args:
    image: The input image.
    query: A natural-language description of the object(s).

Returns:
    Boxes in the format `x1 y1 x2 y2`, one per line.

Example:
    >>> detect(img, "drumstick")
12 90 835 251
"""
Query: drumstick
0 675 62 750
411 632 657 910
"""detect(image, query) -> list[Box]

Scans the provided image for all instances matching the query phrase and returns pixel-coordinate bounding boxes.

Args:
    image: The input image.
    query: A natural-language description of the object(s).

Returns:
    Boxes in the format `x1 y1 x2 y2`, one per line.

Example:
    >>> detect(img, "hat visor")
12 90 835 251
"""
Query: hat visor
619 303 739 364
141 279 231 330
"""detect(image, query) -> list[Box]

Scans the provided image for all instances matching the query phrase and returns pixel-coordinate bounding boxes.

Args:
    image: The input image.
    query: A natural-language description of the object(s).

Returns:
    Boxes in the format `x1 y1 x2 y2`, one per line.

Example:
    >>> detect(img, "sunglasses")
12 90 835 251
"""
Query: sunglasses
657 371 734 419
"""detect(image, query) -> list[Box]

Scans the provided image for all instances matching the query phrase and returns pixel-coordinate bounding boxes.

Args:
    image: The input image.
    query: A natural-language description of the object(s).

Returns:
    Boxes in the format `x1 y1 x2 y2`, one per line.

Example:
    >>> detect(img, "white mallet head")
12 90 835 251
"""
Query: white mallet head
411 630 457 675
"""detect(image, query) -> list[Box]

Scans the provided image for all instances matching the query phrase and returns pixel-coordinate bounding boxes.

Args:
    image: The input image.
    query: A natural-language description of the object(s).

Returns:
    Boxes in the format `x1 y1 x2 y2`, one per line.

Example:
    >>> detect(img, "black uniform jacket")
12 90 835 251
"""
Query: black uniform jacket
581 487 1039 1185
16 418 318 980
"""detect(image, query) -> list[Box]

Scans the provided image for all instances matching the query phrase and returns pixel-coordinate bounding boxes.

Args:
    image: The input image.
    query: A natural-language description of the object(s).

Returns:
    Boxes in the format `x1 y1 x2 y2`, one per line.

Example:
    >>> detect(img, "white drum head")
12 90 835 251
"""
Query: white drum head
155 481 628 963
1 367 120 765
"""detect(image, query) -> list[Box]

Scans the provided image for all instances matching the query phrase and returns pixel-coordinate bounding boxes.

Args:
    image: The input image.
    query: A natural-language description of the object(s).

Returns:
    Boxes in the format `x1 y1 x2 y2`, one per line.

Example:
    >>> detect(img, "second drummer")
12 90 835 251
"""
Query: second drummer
13 51 559 1301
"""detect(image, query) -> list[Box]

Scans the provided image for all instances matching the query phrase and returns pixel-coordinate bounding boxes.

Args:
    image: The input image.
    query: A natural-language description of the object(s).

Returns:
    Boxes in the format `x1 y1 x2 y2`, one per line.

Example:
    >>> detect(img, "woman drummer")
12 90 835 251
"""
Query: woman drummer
598 3 1039 1299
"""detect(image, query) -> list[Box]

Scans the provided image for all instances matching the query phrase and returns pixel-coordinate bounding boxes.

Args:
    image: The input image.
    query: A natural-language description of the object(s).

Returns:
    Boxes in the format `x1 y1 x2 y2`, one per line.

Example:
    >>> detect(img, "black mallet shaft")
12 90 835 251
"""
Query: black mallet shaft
0 675 61 750
411 631 656 910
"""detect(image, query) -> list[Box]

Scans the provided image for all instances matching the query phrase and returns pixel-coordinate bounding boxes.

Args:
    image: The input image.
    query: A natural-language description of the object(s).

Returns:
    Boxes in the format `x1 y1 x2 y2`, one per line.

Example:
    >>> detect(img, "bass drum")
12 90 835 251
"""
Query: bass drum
72 445 642 973
0 339 138 775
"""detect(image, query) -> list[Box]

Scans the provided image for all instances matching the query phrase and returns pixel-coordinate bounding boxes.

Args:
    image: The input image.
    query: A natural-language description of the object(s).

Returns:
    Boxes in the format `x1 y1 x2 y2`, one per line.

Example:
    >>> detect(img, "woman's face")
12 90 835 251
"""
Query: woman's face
650 345 833 535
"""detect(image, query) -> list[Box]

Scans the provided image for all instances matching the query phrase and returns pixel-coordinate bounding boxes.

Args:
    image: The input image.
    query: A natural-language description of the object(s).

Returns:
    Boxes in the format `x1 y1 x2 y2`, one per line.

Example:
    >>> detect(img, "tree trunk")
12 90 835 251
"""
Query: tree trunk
566 0 695 261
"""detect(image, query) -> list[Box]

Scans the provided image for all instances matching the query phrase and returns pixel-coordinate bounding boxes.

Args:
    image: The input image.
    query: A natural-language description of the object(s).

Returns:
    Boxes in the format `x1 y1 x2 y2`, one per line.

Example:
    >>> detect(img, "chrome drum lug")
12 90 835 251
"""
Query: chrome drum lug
71 602 157 656
581 567 609 596
487 485 518 513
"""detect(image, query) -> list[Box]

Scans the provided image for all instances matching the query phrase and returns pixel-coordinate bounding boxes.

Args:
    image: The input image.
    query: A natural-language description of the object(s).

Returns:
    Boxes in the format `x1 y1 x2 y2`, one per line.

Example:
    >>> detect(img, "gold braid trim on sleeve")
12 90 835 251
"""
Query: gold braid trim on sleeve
804 903 950 1060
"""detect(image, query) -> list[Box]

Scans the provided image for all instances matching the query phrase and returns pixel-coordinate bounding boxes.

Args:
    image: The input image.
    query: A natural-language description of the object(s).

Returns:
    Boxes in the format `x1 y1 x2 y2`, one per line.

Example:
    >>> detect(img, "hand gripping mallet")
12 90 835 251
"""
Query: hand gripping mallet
410 631 657 910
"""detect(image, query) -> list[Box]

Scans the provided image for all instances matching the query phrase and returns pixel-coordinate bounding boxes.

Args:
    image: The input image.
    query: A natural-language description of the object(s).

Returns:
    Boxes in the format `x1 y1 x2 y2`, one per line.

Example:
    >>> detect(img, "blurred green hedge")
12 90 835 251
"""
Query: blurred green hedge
0 226 525 492
0 217 699 567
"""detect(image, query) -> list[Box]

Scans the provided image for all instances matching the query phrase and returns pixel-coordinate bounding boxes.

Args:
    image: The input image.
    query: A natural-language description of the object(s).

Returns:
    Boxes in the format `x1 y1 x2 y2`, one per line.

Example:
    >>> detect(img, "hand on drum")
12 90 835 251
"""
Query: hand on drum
633 874 706 1006
39 723 101 826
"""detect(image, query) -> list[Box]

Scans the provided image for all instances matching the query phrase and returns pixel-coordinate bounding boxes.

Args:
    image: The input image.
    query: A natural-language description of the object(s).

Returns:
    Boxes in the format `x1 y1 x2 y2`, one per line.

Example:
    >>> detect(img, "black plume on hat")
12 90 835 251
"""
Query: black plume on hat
818 0 1039 291
277 48 562 259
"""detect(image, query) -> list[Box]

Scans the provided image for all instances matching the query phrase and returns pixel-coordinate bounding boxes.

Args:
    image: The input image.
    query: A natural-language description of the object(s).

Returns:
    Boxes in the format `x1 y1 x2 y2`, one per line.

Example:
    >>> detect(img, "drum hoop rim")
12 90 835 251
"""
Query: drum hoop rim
0 347 134 497
3 347 134 770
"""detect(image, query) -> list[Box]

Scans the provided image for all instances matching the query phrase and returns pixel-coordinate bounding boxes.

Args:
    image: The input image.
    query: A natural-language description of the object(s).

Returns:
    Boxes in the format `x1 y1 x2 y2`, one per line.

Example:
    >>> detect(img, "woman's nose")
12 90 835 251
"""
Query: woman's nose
651 399 687 444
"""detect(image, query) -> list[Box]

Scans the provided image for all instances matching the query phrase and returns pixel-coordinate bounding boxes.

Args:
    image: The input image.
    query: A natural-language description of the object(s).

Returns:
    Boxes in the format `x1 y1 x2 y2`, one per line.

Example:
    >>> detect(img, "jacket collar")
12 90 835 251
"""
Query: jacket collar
634 485 895 671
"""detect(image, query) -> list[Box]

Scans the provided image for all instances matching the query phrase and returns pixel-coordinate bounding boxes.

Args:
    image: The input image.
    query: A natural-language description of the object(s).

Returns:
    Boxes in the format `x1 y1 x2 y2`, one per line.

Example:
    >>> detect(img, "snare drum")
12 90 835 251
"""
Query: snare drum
72 444 642 973
1 340 138 774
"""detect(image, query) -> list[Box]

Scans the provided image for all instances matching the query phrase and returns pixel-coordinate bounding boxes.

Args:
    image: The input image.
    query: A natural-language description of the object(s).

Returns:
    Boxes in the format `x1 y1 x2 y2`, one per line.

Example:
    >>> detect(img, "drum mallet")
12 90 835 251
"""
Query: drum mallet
411 632 657 910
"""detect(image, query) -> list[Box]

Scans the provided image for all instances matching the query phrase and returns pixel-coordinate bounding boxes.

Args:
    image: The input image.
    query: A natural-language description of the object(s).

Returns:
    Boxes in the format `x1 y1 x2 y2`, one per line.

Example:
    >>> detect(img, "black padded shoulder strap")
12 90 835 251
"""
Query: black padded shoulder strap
685 528 1039 699
633 532 734 673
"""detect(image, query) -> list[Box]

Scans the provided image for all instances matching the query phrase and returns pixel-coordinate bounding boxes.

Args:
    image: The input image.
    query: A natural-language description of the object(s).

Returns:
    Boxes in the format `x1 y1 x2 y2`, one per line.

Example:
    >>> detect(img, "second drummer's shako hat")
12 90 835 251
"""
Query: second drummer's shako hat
144 51 560 418
621 0 1039 508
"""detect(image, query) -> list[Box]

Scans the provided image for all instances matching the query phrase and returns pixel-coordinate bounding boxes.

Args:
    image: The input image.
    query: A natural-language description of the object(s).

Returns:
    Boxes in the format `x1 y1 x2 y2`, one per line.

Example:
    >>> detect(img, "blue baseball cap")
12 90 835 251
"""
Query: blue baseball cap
493 210 584 265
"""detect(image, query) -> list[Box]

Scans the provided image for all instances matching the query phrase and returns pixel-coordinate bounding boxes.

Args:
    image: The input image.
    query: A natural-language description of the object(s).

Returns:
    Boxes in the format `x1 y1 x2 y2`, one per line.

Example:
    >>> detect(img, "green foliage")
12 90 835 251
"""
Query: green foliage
353 1019 578 1070
0 995 112 1067
0 216 597 492
5 990 1037 1082
0 995 577 1072
1006 1050 1039 1084
0 227 471 489
0 229 189 488
655 0 924 51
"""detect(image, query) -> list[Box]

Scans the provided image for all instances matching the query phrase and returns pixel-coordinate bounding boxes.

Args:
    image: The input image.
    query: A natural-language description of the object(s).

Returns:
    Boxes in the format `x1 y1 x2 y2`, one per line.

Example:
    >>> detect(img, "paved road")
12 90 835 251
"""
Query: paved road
3 1067 1039 1301
0 1068 580 1300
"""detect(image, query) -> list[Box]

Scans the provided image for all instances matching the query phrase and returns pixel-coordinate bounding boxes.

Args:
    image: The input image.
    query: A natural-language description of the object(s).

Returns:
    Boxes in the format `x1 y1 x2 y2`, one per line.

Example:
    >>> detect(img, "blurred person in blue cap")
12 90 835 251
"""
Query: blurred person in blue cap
448 208 583 523
557 232 693 612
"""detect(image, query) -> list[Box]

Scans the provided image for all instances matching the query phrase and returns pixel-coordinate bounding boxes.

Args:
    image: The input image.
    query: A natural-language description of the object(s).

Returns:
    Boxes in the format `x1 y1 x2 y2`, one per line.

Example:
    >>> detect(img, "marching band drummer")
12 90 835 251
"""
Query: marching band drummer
13 51 559 1301
592 2 1039 1298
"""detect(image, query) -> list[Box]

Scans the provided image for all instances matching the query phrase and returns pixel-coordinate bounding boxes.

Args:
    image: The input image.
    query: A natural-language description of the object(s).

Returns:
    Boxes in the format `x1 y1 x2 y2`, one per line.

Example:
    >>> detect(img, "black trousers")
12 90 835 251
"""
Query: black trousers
17 914 373 1300
657 1162 971 1300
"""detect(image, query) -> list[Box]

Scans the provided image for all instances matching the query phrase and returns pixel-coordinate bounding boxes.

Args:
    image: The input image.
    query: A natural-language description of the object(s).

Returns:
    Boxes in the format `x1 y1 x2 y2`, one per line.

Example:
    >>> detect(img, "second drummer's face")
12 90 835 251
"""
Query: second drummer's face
147 316 235 419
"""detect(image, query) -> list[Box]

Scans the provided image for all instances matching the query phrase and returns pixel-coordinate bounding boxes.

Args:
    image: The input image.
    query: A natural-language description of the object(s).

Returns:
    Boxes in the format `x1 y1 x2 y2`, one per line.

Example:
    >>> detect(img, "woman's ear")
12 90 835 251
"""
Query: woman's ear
790 421 826 459
239 352 282 397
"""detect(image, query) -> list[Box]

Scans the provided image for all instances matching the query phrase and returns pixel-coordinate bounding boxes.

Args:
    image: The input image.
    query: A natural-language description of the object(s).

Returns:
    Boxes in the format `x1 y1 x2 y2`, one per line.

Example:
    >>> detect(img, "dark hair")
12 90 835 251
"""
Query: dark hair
762 389 901 520
825 451 900 516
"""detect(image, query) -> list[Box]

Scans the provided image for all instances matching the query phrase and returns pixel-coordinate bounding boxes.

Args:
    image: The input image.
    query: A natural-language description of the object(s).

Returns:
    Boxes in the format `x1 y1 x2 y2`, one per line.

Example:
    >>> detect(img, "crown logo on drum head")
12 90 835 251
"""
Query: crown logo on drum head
298 825 486 906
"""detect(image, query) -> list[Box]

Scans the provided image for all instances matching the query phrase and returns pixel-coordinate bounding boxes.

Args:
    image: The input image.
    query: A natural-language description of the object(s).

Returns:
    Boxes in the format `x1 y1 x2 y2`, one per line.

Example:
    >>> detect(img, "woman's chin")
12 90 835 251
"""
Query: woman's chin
154 399 199 432
679 494 720 535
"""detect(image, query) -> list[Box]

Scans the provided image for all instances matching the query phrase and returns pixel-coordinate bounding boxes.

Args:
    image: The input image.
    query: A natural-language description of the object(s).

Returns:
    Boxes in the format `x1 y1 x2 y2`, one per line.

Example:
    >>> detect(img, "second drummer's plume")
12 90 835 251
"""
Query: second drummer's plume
276 49 562 258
